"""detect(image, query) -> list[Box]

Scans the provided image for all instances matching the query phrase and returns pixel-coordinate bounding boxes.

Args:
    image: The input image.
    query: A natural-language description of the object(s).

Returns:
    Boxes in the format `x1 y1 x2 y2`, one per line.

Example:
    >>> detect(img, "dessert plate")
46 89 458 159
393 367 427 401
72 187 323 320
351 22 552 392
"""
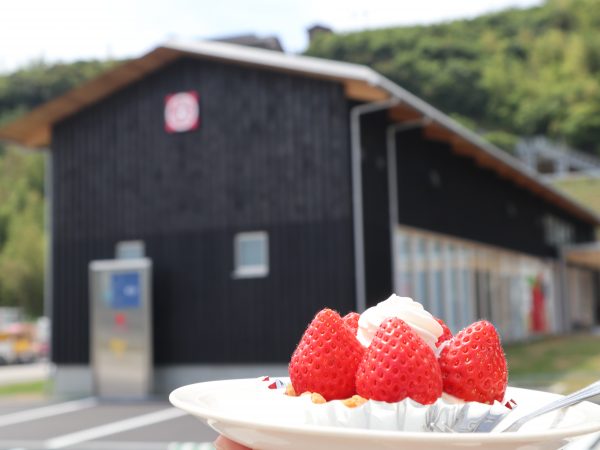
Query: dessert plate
169 378 600 450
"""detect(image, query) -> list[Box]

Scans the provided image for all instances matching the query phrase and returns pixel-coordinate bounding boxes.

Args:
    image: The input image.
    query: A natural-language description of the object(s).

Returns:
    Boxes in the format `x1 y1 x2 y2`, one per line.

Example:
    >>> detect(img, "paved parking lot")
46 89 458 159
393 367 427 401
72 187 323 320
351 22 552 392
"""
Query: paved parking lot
0 360 599 450
0 397 217 450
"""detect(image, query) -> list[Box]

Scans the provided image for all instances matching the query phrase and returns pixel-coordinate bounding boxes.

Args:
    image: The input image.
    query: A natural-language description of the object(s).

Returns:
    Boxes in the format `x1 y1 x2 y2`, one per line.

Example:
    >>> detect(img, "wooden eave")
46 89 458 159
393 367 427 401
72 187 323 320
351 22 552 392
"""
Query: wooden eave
564 244 600 269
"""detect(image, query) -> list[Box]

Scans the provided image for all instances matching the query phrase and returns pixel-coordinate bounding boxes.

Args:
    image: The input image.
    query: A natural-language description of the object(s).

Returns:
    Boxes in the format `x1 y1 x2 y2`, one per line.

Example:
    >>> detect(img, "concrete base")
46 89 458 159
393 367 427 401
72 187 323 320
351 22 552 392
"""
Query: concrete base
53 363 289 398
52 364 93 398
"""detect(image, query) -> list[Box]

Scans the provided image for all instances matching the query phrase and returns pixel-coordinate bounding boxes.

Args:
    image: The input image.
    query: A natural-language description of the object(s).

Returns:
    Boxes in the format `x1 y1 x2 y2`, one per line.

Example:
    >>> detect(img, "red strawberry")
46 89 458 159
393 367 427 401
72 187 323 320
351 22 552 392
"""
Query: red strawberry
289 308 365 401
343 312 360 334
435 317 453 347
439 320 507 404
355 318 442 404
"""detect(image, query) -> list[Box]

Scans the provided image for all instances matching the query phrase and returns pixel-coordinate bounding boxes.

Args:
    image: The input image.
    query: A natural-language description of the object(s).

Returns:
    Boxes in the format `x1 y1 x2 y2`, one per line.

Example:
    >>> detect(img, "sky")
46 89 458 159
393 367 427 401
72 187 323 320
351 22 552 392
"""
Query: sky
1 0 543 73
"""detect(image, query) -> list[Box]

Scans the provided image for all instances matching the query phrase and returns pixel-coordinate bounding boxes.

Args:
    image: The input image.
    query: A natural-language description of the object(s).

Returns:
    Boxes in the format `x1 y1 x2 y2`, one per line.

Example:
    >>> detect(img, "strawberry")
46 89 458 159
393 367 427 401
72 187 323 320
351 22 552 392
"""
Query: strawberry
289 308 365 401
439 320 507 404
355 317 442 404
435 317 453 347
342 311 360 334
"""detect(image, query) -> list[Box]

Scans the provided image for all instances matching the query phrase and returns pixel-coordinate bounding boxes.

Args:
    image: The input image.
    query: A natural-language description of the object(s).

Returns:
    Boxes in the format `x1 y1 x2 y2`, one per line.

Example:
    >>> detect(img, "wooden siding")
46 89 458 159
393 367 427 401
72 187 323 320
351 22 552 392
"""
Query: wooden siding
360 120 597 309
51 58 355 364
393 129 596 257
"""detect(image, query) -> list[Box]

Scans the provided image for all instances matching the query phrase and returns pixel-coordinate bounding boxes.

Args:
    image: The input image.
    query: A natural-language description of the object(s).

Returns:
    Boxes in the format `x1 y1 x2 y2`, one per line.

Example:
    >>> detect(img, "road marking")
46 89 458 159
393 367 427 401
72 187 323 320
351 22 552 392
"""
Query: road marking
45 407 187 449
168 443 214 450
0 398 97 427
0 441 204 450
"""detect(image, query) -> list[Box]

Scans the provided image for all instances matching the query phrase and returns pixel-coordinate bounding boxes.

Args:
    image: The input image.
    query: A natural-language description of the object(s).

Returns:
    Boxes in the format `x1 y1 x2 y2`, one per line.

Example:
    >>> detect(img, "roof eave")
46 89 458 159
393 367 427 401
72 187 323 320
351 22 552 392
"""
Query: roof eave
0 46 182 148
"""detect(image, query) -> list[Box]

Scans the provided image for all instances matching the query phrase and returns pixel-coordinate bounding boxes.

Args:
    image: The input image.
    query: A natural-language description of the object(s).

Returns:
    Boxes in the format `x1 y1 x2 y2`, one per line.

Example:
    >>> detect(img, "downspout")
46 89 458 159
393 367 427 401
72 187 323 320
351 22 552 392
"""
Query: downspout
350 98 399 313
387 119 431 293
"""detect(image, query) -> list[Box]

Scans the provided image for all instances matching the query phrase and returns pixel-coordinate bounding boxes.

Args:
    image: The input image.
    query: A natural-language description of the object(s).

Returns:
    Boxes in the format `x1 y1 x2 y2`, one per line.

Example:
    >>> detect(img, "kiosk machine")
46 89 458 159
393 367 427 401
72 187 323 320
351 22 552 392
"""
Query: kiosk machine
89 256 152 398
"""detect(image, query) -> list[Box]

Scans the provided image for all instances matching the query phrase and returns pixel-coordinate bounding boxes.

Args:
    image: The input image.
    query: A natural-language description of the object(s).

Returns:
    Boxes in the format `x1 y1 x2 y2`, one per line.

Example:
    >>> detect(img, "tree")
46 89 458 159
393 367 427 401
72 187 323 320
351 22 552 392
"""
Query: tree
0 147 45 317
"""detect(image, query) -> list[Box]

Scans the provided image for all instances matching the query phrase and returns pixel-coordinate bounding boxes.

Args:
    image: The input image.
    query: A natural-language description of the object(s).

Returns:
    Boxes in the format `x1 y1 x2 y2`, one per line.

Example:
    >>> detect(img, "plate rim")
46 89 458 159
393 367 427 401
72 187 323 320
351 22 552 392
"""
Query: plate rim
169 378 600 443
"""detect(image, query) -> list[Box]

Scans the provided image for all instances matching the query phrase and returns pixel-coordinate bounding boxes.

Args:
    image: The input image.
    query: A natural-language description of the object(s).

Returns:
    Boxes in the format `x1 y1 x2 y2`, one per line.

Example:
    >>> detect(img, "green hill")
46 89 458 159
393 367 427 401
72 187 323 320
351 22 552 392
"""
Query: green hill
0 60 113 317
305 0 600 157
3 0 600 315
552 177 600 220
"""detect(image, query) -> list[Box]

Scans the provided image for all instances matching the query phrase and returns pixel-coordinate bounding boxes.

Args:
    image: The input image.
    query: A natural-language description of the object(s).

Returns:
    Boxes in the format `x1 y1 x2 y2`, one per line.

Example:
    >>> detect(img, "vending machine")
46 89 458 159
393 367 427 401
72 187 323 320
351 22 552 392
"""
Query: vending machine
89 258 152 398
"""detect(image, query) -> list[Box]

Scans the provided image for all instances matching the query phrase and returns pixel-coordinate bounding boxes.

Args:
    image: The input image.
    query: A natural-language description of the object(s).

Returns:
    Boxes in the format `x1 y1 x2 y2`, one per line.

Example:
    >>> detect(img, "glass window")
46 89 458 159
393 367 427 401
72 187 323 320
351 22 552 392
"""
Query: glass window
233 231 269 278
426 239 443 318
394 225 558 340
414 237 429 309
396 232 413 296
444 244 457 330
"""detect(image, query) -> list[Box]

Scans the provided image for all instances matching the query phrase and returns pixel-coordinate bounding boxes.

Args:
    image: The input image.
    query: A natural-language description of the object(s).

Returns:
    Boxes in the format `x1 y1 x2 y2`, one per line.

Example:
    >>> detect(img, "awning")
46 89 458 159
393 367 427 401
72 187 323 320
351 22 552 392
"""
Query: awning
564 242 600 269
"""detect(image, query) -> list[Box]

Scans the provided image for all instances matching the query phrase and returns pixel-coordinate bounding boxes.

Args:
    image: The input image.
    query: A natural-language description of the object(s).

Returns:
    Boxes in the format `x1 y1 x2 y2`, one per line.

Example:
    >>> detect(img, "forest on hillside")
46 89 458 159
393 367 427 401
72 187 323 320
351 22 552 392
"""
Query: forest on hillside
306 0 600 157
0 60 114 317
1 0 600 316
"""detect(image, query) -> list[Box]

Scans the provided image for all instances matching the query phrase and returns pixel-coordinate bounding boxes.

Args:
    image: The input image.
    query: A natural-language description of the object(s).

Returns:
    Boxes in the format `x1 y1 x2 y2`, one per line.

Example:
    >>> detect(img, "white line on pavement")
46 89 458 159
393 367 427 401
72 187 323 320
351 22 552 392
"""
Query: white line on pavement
0 398 98 428
167 443 215 450
45 407 187 449
0 440 195 450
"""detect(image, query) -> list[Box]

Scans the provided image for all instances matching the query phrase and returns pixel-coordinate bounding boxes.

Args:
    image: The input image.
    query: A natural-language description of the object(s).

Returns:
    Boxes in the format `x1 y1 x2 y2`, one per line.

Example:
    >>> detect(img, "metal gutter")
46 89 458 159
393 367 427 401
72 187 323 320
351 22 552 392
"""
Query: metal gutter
350 98 400 313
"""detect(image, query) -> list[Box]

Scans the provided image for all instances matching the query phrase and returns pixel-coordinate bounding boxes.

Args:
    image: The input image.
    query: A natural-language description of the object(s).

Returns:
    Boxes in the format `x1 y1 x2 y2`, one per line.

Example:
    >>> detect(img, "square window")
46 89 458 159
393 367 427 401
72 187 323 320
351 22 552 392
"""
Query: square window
233 231 269 278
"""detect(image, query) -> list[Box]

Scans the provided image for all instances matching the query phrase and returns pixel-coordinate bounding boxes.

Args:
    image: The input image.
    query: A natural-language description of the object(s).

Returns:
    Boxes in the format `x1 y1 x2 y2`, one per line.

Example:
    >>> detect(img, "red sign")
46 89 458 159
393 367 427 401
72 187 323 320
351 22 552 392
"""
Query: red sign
114 312 127 328
164 91 200 133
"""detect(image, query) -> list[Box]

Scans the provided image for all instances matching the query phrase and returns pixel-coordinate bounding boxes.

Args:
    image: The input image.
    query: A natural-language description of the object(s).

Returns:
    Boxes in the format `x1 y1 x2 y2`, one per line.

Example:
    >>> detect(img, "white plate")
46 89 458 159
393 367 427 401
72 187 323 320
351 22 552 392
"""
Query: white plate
169 378 600 450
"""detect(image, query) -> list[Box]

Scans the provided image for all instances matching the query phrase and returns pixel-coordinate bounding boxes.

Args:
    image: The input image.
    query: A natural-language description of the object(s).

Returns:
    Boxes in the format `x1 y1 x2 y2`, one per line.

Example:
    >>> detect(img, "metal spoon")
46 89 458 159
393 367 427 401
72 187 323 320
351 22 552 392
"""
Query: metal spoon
497 380 600 433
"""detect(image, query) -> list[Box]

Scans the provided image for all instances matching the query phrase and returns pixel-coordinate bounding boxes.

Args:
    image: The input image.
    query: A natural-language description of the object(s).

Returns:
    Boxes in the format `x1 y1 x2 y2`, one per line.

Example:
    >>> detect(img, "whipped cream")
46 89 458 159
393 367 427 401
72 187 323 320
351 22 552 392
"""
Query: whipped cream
356 294 443 351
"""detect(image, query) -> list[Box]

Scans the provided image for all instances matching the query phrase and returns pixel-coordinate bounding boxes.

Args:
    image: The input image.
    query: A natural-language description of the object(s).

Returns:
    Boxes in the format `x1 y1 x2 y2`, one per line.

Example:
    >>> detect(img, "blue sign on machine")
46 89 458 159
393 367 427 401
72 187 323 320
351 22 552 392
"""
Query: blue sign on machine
111 272 141 309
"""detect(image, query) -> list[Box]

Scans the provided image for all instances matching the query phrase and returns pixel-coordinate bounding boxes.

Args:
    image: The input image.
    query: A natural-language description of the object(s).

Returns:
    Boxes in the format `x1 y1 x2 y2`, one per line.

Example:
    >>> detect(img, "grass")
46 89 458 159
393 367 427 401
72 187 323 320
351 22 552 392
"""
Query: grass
0 335 596 397
505 333 600 393
0 379 50 397
552 177 600 217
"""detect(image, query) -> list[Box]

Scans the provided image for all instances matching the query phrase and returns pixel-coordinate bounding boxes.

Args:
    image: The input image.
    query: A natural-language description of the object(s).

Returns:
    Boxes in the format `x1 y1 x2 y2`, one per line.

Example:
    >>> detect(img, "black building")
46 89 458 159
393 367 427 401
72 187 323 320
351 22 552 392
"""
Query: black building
1 40 599 395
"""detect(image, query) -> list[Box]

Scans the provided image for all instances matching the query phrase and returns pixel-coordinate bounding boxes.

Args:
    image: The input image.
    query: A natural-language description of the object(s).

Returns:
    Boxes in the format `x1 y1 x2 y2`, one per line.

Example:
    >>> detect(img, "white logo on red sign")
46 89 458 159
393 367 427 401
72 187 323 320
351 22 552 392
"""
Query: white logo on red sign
164 91 200 133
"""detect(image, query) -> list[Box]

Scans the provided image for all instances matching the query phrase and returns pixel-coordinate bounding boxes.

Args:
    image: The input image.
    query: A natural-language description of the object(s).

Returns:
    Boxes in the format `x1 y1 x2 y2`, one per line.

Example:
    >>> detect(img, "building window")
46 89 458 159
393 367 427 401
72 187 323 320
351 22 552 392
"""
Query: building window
394 225 558 340
542 214 575 246
233 231 269 278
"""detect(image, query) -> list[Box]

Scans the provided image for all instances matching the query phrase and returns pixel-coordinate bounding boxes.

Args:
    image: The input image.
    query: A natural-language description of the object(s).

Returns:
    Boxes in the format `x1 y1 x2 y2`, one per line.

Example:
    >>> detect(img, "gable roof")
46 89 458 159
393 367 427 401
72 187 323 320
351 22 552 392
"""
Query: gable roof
1 38 599 226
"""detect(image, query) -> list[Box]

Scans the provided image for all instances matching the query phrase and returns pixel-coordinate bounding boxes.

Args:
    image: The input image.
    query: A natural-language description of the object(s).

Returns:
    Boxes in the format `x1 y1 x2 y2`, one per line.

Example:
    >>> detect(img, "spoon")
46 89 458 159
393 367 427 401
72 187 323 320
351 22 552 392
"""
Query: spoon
495 380 600 433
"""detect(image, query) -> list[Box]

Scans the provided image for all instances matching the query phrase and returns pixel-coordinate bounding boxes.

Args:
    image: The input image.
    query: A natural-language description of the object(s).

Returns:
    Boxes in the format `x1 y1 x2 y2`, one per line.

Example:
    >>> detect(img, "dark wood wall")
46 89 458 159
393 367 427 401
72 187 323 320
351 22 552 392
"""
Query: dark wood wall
360 115 598 308
394 129 596 252
51 58 355 365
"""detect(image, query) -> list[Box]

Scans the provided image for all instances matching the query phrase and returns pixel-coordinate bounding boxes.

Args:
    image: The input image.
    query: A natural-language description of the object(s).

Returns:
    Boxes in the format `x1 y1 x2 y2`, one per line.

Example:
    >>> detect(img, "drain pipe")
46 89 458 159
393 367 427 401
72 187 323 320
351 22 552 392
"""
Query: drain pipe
387 118 431 293
350 98 399 313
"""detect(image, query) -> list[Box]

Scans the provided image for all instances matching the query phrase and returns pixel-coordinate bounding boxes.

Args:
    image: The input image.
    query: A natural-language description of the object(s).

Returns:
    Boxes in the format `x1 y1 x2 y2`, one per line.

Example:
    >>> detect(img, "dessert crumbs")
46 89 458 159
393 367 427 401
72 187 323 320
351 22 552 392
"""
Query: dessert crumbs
285 383 297 397
286 384 366 407
342 395 368 408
